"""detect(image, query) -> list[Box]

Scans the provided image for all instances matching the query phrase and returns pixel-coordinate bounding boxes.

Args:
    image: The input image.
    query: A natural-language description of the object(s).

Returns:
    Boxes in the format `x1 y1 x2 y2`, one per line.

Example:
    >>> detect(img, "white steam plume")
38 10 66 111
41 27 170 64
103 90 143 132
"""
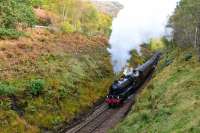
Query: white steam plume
108 0 180 72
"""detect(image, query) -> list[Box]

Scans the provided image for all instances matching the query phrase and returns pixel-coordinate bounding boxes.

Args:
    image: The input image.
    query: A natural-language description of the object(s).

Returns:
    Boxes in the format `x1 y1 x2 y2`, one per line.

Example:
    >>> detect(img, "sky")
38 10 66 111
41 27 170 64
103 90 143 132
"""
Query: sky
105 0 180 72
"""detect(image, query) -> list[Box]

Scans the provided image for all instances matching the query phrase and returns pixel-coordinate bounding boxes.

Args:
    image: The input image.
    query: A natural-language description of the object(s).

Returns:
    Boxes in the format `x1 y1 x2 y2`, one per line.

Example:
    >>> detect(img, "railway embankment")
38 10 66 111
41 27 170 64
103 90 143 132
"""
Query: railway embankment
110 48 200 133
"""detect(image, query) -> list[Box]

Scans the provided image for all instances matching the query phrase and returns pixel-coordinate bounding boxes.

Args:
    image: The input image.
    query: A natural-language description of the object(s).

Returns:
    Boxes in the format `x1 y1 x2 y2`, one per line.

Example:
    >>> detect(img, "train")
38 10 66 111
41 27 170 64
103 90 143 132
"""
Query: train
105 52 161 107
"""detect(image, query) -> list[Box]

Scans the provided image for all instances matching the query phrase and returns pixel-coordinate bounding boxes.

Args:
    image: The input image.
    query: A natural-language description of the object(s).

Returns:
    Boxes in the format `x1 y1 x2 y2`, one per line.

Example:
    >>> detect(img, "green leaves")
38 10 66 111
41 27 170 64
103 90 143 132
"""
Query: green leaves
0 0 112 37
37 0 112 35
169 0 200 47
27 79 45 96
0 83 16 96
60 21 75 33
0 0 36 38
0 28 24 39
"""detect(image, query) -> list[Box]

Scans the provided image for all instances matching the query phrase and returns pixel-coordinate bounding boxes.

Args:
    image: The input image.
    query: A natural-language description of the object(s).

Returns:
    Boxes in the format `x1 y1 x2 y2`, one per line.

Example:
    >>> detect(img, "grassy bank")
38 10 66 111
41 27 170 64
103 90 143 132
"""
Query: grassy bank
111 48 200 133
0 29 114 132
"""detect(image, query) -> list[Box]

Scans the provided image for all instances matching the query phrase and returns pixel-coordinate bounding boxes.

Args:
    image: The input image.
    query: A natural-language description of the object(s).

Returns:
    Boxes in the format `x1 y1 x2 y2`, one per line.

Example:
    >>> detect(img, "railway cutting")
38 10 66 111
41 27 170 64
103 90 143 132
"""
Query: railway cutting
65 53 161 133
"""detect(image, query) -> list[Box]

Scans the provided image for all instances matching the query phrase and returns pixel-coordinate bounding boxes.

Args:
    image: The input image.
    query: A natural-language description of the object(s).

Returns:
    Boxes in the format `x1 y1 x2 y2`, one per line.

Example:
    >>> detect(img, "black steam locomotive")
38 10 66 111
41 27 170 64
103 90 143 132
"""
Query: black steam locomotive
105 52 161 106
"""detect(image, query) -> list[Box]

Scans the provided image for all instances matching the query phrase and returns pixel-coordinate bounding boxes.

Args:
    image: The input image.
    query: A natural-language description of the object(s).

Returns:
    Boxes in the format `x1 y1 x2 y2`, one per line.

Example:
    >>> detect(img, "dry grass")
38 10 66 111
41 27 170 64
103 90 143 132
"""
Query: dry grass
0 29 108 80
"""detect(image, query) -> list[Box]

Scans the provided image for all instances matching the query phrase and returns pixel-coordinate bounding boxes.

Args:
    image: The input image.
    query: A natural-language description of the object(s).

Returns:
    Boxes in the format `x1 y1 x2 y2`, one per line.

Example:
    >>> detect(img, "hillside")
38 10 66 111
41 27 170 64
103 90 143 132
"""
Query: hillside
0 0 115 132
91 0 123 17
110 48 200 132
110 0 200 132
2 0 200 133
0 29 114 132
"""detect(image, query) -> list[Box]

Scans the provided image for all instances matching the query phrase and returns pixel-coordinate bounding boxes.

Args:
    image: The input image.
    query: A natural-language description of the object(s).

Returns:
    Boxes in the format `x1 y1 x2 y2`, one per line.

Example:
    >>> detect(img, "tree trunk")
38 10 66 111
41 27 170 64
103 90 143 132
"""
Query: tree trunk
196 24 200 61
195 27 198 48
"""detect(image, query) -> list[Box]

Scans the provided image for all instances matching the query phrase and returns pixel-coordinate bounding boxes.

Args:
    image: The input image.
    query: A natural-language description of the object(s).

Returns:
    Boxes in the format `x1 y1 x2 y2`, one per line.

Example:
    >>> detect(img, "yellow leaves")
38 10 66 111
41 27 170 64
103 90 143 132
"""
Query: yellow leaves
98 13 112 27
60 21 75 33
149 38 165 51
39 0 112 35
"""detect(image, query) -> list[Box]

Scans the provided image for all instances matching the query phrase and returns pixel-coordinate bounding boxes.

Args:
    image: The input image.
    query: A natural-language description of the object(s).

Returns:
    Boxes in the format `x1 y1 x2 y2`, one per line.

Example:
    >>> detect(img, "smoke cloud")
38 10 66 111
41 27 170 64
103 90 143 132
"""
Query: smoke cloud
108 0 180 72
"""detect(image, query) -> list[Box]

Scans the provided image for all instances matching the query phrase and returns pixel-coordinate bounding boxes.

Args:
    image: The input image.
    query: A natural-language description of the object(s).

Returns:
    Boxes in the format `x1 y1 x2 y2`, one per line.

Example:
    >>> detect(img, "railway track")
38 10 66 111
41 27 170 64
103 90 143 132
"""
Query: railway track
65 95 136 133
65 103 109 133
65 70 155 133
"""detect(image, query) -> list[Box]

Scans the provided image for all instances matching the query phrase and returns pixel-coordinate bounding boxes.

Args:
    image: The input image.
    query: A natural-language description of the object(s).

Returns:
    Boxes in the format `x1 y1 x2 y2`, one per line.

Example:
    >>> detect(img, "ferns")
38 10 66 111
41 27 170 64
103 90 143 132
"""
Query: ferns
27 79 45 96
0 83 16 96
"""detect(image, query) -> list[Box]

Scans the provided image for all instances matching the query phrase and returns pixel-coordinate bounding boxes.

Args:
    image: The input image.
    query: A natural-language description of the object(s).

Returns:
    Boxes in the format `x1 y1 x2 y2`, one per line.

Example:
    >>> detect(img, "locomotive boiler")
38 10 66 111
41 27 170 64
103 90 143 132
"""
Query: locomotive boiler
105 52 161 106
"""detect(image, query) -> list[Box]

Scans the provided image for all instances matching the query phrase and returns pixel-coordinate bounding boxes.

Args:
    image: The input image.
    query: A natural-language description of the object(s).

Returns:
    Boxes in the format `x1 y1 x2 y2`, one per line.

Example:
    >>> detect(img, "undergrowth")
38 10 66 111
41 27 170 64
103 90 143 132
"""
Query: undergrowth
0 32 114 132
0 28 24 39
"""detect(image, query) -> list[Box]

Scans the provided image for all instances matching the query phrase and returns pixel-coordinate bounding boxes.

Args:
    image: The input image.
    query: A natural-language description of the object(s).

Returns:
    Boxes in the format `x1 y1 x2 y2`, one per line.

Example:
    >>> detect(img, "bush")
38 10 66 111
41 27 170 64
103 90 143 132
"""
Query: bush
60 21 75 33
0 0 36 28
58 86 69 99
0 83 16 96
28 79 45 96
0 0 36 38
30 0 43 8
0 28 24 39
184 53 192 61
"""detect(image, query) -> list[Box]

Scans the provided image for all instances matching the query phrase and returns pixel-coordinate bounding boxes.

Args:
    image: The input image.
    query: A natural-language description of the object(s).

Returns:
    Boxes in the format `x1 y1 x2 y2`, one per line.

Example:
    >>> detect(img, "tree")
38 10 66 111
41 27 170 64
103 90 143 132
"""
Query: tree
80 2 99 35
39 0 112 35
169 0 200 60
0 0 36 29
0 0 36 38
128 49 144 67
98 13 112 36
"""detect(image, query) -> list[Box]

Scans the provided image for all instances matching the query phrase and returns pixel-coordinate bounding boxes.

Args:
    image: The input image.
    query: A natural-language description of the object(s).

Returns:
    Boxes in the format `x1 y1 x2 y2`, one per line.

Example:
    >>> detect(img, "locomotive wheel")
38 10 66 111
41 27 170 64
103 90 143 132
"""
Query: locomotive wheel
108 104 114 108
119 100 124 107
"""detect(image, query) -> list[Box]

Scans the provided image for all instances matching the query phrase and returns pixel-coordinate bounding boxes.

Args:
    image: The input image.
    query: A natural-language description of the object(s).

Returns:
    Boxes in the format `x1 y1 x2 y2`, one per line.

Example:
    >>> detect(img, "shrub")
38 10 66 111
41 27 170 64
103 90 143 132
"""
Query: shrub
0 83 16 96
51 116 63 126
30 0 43 8
60 21 75 33
28 79 45 96
0 28 24 39
184 52 192 61
58 86 69 99
0 0 36 38
160 58 174 70
0 0 36 28
165 58 173 66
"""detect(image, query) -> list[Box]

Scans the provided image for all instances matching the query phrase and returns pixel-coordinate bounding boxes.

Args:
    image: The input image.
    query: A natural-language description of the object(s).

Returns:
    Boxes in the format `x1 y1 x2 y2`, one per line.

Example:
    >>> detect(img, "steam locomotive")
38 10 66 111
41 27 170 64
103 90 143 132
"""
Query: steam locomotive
105 52 161 106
